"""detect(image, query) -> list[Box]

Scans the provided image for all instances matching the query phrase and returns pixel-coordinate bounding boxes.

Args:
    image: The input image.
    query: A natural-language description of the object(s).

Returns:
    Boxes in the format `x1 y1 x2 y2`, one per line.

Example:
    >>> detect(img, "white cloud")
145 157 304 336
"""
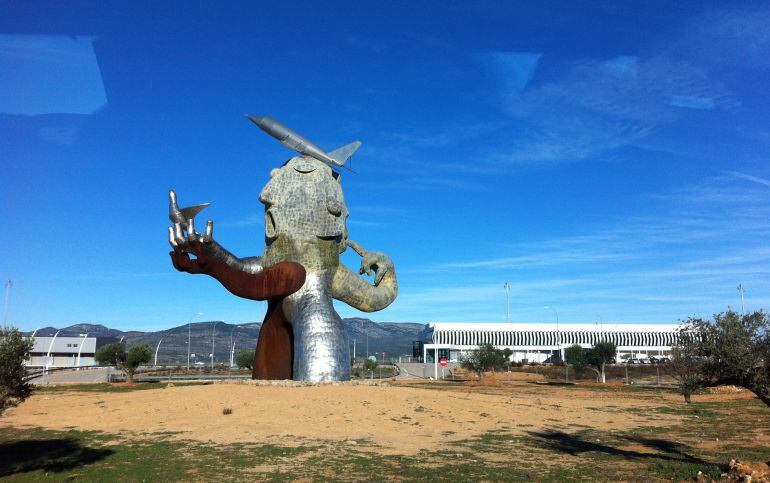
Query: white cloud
485 55 735 164
399 174 770 322
667 95 715 110
724 171 770 188
220 214 261 228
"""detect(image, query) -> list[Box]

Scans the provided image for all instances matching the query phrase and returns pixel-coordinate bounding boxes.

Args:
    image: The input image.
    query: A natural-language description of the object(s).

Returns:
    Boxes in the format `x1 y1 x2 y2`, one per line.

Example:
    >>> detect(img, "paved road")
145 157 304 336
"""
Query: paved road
396 362 460 380
31 367 112 385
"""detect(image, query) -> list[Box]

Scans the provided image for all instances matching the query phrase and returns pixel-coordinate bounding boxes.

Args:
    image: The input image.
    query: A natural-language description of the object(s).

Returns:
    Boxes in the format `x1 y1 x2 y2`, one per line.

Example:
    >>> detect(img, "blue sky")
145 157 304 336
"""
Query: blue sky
2 1 770 331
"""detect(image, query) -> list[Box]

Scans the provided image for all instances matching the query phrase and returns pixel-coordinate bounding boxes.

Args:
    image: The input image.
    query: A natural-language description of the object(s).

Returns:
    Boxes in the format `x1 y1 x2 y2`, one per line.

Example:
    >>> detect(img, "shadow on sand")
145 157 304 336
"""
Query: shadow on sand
0 438 114 477
527 429 713 466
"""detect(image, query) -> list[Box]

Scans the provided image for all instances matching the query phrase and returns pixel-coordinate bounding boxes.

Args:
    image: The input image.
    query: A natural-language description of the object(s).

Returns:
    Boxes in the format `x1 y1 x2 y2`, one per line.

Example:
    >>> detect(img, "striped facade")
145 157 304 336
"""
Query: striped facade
420 322 681 363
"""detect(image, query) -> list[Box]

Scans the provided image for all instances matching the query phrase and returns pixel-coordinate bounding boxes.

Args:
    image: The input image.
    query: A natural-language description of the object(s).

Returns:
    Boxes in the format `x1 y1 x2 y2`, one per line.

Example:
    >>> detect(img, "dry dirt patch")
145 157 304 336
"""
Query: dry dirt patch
0 383 682 454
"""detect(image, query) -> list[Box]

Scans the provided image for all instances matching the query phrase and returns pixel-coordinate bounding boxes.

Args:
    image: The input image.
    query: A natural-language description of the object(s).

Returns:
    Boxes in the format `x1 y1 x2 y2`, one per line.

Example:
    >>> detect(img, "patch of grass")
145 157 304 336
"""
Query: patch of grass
36 381 212 393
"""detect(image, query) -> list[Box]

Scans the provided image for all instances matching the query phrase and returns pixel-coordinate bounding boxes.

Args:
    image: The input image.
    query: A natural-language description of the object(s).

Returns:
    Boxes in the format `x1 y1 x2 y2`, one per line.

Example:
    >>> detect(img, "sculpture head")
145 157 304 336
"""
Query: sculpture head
259 156 349 269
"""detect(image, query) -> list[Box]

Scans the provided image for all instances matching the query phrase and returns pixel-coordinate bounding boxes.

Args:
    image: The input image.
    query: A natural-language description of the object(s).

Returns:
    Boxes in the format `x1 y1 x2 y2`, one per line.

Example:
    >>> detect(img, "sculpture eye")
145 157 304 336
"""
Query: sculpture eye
292 157 316 173
325 183 343 216
327 199 342 216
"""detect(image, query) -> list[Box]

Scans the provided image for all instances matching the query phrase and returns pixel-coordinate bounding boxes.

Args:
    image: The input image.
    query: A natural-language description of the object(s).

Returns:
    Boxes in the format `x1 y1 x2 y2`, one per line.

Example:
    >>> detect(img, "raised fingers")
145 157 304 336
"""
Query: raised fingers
203 220 214 243
174 222 186 247
169 189 179 212
168 227 177 247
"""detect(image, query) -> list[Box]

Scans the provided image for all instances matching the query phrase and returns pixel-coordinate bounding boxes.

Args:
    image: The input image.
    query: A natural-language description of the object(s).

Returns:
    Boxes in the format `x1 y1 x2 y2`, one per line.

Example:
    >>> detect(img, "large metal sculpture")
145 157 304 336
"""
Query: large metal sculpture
167 116 398 381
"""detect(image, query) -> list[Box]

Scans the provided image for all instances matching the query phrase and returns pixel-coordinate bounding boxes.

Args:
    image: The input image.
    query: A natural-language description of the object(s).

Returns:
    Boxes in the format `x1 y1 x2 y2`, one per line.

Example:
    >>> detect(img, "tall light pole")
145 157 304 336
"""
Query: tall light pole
596 314 603 334
503 282 510 322
211 320 216 370
544 306 562 362
154 338 163 366
229 326 237 368
187 312 203 370
76 333 89 369
737 284 745 316
3 279 12 332
361 319 368 357
45 329 60 371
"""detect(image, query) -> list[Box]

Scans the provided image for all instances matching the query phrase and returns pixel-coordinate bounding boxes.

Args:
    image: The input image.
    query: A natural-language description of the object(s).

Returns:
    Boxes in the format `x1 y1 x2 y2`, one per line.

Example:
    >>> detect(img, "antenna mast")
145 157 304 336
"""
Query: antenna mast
3 279 12 332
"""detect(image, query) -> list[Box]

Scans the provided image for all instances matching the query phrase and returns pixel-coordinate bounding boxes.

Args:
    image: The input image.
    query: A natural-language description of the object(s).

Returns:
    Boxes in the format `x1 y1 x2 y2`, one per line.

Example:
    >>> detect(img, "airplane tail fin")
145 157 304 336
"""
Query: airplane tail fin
328 141 362 166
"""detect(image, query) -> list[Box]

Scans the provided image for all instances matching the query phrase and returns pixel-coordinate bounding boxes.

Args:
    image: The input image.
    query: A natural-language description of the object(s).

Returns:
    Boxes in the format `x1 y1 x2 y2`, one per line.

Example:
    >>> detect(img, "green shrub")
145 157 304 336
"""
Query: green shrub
235 350 255 370
0 328 34 416
95 343 152 383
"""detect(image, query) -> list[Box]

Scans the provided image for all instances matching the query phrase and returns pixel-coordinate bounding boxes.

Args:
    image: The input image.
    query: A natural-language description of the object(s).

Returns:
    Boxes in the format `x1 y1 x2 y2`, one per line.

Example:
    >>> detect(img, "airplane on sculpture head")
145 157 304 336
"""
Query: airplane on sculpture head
246 115 361 172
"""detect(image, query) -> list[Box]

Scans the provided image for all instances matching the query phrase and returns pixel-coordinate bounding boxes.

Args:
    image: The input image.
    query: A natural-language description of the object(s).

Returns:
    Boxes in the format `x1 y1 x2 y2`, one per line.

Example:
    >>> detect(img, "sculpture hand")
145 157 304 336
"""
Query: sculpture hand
359 251 393 286
168 218 216 273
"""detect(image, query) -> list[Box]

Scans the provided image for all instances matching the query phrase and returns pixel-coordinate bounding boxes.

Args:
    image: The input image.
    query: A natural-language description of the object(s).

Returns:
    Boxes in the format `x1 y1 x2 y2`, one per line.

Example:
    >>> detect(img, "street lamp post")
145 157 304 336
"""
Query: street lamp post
45 330 60 372
229 326 236 368
3 279 12 333
596 314 603 335
504 282 510 322
211 320 216 370
361 319 368 357
154 338 163 366
187 312 203 370
76 333 88 370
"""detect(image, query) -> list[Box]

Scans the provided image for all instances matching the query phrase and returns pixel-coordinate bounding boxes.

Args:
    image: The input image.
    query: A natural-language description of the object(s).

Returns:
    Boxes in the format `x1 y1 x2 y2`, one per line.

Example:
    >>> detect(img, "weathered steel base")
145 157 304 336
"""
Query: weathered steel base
252 300 294 380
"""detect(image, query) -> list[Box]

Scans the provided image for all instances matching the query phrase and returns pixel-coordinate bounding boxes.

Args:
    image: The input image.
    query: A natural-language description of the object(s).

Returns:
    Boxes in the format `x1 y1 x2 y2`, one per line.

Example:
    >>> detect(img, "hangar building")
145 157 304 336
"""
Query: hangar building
416 322 680 363
27 335 99 368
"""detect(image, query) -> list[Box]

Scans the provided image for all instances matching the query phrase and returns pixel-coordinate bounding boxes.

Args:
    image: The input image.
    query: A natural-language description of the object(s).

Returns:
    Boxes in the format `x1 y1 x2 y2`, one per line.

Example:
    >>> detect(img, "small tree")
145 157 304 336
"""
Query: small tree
0 328 34 416
564 342 616 383
670 328 705 403
677 310 769 406
564 344 588 373
502 348 513 370
95 343 126 368
586 341 616 384
460 344 507 379
363 358 378 373
95 343 152 383
460 350 484 379
125 345 152 382
235 350 255 370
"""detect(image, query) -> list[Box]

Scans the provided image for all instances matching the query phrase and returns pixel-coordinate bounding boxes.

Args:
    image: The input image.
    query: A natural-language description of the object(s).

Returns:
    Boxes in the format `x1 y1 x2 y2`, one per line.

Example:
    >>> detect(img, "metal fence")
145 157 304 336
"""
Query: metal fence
512 363 677 386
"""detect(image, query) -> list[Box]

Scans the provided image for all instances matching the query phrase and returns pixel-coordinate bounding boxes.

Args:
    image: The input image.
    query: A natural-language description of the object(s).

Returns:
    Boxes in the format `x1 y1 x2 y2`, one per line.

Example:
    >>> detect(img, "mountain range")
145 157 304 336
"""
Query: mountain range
25 319 424 364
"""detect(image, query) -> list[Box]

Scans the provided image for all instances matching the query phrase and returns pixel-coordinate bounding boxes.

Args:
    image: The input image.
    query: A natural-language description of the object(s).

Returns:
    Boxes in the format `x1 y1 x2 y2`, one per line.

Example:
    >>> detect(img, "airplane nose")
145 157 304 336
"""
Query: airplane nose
245 114 264 125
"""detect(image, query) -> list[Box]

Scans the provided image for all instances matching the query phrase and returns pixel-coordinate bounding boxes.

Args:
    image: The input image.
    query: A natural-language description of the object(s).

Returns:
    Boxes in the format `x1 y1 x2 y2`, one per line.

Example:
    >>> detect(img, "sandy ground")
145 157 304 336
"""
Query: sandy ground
0 379 684 454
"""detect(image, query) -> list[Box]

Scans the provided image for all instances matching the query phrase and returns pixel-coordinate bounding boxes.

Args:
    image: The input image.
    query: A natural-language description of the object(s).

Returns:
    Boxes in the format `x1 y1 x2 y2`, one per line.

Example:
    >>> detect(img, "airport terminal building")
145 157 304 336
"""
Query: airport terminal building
416 322 681 363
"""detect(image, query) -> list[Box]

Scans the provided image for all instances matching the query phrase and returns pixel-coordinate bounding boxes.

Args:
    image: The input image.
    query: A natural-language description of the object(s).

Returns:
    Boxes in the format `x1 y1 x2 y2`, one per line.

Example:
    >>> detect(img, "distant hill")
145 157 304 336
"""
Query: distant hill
24 319 424 364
